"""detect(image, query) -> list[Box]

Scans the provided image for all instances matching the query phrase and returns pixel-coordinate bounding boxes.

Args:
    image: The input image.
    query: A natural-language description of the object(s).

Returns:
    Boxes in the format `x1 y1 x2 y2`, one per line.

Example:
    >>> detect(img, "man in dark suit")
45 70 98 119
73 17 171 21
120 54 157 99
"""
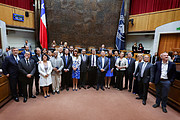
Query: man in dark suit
152 52 176 113
152 52 159 64
87 49 98 89
134 55 154 105
18 51 36 102
61 48 72 91
79 49 88 89
112 50 119 88
32 47 42 95
96 51 109 91
125 52 136 92
2 47 23 102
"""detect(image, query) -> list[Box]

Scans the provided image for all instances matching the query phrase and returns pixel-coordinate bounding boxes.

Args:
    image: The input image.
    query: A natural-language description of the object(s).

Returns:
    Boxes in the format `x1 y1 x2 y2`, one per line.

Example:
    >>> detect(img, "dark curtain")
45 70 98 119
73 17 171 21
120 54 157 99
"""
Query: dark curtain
0 0 34 11
130 0 180 15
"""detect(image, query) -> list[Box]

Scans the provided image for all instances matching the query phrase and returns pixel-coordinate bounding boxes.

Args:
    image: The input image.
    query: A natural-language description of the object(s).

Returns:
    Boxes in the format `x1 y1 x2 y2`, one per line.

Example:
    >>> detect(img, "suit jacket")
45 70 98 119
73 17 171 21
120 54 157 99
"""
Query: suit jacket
50 56 64 74
80 54 89 72
88 55 98 68
154 61 176 84
126 58 136 74
61 55 72 71
21 50 32 58
107 56 115 70
32 55 41 75
97 57 109 73
152 55 159 64
18 58 36 78
2 54 23 78
135 62 154 83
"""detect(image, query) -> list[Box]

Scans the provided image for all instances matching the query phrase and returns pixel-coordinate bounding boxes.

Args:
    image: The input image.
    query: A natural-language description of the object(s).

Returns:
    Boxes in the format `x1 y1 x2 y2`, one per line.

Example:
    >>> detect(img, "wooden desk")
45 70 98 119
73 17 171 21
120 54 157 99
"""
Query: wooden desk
0 75 11 108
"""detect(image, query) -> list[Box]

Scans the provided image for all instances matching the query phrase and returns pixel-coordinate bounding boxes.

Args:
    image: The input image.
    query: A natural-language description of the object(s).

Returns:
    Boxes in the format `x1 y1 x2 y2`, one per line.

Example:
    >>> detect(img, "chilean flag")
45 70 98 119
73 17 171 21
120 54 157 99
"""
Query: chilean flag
40 0 48 49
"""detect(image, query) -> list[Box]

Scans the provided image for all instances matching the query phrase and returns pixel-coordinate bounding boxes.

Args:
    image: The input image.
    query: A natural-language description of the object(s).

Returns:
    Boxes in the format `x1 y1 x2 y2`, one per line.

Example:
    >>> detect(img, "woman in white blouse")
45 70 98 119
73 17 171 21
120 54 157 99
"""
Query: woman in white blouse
115 52 128 90
38 54 53 98
72 49 81 91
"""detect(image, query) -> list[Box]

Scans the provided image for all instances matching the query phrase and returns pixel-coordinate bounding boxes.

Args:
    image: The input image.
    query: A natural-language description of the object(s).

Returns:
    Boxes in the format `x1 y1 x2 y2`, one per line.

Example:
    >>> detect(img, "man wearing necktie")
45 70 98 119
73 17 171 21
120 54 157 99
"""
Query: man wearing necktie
96 51 109 91
61 49 72 91
18 52 36 103
112 50 119 88
2 47 23 102
125 52 136 92
134 55 153 105
87 49 98 89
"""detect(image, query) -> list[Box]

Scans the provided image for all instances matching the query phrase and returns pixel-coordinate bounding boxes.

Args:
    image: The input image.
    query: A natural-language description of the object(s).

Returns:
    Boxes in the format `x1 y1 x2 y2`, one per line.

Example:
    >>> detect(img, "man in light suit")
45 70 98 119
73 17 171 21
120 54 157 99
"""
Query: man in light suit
79 49 88 89
134 55 154 105
87 49 98 89
50 51 64 94
125 52 136 92
152 52 176 113
61 48 72 91
18 51 36 103
2 47 23 102
96 51 109 91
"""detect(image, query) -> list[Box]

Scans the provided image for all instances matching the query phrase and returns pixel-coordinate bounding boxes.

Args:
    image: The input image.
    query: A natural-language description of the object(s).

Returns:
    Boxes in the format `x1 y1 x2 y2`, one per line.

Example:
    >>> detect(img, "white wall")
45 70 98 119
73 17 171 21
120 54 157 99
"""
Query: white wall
126 35 154 54
7 30 35 50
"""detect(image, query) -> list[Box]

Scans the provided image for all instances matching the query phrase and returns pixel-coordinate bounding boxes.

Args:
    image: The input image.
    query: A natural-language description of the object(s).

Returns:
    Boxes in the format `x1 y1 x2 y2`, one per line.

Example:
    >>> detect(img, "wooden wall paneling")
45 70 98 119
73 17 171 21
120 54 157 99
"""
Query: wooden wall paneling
148 11 175 31
174 10 180 21
0 5 13 25
158 34 180 54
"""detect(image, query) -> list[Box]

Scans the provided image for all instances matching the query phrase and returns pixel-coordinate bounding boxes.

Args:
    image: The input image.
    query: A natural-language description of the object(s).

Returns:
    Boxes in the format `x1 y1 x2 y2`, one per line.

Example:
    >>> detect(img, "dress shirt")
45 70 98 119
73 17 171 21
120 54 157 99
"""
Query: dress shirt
102 57 105 69
161 61 168 79
91 55 96 67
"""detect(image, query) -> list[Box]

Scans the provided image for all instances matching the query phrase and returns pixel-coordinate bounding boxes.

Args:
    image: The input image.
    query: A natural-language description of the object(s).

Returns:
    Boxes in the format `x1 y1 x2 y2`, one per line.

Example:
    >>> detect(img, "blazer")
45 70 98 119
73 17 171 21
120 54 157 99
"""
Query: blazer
21 50 32 58
135 62 154 83
126 58 136 74
97 56 109 73
154 61 176 84
115 57 128 71
32 55 41 75
61 55 72 71
80 54 89 72
2 54 23 78
50 56 64 74
88 55 98 68
18 58 36 78
107 56 115 70
38 61 53 82
152 55 159 64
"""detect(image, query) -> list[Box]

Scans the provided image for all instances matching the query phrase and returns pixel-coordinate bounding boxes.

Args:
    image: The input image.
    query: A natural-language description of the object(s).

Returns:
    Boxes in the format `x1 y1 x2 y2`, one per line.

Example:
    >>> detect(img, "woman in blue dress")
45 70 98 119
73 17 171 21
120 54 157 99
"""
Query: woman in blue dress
105 50 115 89
72 49 81 91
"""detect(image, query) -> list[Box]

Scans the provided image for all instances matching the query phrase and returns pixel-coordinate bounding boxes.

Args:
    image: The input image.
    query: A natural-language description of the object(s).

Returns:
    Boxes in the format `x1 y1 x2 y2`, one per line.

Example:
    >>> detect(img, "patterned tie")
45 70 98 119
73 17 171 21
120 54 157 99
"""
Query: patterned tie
16 57 18 63
27 60 30 66
92 55 94 66
65 56 68 65
141 62 146 77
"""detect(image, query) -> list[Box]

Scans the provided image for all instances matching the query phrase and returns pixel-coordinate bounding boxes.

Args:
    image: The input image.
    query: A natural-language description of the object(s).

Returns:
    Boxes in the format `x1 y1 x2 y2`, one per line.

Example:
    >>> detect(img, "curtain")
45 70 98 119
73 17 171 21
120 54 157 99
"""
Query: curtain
130 0 180 15
0 0 34 11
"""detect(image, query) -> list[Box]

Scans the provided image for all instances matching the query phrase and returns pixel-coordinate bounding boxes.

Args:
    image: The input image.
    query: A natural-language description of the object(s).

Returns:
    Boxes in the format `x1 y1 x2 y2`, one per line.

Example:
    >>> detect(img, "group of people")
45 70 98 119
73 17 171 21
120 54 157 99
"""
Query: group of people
1 41 177 113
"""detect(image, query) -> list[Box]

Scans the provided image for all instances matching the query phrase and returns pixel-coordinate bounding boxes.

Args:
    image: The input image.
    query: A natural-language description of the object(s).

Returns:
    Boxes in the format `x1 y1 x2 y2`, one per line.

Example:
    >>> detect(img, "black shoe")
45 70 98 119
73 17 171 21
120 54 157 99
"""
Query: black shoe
23 98 27 103
136 97 143 100
87 86 91 89
162 107 167 113
14 97 19 102
57 91 60 94
152 104 160 108
92 86 96 89
30 95 36 98
82 86 86 89
142 100 146 105
36 91 39 95
66 88 69 91
96 88 99 91
101 87 105 91
79 87 81 89
128 89 131 92
60 88 64 91
52 92 55 95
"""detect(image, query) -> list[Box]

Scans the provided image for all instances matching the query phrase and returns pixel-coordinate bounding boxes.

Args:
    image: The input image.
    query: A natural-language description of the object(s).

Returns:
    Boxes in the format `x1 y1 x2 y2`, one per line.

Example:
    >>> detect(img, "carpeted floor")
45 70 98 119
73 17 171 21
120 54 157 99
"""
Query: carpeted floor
0 87 179 120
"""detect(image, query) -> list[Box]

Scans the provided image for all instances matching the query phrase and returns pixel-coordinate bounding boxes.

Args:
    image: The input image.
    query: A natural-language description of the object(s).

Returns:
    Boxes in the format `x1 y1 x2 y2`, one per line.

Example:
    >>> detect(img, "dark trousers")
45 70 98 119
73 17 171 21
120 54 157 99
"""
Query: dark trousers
34 73 40 93
9 76 18 98
155 80 171 107
62 71 71 89
138 78 149 101
80 71 87 87
97 71 106 89
18 77 23 95
23 78 33 98
116 71 125 90
88 67 97 87
133 77 139 94
125 72 133 90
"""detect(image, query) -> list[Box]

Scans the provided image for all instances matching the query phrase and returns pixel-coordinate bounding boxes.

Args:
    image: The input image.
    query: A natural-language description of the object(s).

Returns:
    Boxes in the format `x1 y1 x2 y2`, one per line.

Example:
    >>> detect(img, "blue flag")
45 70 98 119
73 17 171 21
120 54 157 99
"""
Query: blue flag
116 0 125 50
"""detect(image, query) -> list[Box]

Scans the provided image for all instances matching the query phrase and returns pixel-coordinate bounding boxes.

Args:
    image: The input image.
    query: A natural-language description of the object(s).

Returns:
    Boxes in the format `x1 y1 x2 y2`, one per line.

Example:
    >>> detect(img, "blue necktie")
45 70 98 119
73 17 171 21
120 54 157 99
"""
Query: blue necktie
16 57 18 63
65 56 68 65
128 58 130 65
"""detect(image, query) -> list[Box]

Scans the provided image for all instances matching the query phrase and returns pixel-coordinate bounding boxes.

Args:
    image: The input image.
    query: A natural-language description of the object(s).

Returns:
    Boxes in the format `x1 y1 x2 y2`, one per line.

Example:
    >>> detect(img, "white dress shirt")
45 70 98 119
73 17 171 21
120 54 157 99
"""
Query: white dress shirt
161 61 168 79
102 57 105 68
91 55 96 66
